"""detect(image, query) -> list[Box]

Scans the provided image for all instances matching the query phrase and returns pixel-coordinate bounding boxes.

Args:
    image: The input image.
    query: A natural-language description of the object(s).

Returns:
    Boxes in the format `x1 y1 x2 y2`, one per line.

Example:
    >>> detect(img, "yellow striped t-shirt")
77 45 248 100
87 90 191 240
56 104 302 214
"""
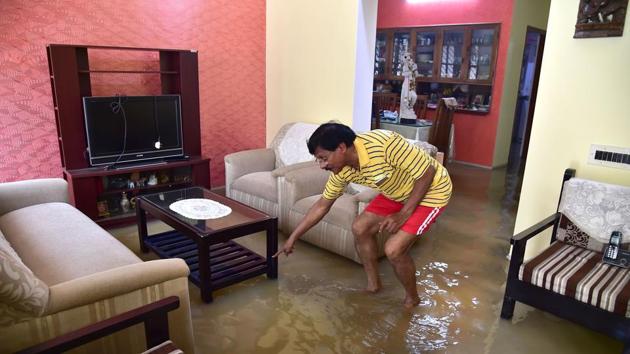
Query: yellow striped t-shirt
322 130 452 208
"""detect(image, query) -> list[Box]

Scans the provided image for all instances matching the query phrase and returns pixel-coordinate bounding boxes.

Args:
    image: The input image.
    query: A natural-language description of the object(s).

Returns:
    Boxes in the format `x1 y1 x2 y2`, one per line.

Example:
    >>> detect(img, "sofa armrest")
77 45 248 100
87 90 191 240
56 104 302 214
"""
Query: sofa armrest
224 148 275 195
18 296 180 354
45 259 189 315
271 160 317 178
352 189 380 214
283 165 330 206
353 189 380 204
0 179 68 216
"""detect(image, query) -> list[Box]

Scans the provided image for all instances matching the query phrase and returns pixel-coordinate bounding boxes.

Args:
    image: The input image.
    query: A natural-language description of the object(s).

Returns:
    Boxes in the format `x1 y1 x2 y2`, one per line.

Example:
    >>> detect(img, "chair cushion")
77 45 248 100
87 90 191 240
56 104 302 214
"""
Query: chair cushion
0 229 49 325
519 241 630 317
0 203 140 286
558 178 630 250
291 193 357 229
231 171 278 203
557 213 630 253
269 122 318 168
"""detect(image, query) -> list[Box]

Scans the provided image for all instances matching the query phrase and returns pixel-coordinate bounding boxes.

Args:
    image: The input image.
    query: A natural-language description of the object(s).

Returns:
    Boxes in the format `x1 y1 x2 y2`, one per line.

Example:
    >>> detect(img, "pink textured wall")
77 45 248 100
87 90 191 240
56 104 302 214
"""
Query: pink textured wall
0 0 265 186
377 0 514 167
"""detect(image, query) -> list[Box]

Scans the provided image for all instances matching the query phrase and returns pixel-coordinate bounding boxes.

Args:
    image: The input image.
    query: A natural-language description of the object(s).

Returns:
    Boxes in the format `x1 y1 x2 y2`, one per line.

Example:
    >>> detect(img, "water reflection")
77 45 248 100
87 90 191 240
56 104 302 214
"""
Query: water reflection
223 259 476 353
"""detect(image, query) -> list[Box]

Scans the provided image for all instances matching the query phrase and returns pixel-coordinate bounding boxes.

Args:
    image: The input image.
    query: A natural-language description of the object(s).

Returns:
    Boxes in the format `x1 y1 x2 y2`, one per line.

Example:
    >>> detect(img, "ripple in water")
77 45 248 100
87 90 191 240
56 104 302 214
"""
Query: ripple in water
404 261 472 352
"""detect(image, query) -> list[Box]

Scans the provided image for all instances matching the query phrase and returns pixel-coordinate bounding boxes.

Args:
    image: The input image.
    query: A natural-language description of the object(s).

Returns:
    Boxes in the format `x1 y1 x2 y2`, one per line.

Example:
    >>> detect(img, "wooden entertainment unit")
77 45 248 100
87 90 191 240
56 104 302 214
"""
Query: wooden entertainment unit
47 44 209 227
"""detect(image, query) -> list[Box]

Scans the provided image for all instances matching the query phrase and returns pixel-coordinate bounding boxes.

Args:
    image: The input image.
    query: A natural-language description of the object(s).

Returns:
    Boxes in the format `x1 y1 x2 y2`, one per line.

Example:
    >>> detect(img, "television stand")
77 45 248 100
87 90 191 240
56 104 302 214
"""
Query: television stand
63 156 210 228
106 161 169 171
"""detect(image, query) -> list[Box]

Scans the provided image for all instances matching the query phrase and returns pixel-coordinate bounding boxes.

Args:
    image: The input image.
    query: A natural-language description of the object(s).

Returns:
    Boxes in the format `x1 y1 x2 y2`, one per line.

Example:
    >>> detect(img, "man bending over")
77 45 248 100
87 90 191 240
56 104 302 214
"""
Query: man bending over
273 123 452 308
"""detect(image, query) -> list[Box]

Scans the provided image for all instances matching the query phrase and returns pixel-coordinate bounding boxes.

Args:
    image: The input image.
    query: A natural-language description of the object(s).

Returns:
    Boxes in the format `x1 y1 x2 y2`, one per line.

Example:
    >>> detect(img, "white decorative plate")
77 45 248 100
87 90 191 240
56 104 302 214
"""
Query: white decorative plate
169 198 232 220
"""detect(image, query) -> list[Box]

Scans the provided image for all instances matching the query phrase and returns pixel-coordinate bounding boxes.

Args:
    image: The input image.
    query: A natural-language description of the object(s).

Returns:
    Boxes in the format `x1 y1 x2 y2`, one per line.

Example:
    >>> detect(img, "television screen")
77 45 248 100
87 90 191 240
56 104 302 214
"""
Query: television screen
83 95 184 166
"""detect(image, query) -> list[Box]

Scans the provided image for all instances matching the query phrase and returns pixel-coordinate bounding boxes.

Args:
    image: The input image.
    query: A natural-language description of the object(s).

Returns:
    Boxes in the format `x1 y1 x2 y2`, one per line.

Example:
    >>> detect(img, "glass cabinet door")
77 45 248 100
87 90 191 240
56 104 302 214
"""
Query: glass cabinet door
374 32 388 77
415 31 436 78
391 32 411 77
468 28 496 81
439 30 465 80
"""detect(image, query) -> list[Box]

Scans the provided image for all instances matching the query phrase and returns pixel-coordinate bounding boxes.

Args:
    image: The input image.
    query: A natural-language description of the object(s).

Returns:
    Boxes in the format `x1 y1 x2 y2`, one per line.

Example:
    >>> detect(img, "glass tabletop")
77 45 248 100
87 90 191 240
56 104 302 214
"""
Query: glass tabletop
140 187 272 235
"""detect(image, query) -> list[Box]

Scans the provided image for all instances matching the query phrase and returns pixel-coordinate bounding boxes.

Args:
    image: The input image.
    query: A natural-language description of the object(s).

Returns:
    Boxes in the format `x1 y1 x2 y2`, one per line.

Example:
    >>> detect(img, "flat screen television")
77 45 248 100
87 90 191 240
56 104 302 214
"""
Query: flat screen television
82 95 184 166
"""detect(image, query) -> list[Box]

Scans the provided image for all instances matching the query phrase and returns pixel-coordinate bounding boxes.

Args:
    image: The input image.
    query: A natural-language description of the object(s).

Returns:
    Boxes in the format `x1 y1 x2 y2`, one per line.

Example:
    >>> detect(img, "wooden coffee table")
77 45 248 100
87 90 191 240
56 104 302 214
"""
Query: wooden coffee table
136 187 278 302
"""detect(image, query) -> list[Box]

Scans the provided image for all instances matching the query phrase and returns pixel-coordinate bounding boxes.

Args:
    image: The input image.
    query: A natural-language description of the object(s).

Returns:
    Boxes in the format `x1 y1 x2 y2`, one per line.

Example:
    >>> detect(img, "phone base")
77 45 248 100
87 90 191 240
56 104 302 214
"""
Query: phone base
603 247 630 268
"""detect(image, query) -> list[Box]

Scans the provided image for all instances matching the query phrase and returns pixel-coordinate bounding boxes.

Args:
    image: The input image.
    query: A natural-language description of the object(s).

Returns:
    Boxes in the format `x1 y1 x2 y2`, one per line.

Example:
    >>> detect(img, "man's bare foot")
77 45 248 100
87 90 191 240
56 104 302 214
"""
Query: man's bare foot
365 282 382 293
403 295 420 309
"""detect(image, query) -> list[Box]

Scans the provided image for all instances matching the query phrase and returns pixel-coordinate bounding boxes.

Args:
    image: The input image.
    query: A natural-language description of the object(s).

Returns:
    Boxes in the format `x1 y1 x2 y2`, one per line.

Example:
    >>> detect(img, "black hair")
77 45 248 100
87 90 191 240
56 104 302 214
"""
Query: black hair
307 123 356 154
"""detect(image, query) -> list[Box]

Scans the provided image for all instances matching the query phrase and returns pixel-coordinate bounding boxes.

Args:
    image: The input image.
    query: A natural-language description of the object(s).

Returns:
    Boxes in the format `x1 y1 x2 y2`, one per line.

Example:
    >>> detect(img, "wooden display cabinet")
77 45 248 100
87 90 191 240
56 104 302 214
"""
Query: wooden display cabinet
47 44 209 226
373 23 500 114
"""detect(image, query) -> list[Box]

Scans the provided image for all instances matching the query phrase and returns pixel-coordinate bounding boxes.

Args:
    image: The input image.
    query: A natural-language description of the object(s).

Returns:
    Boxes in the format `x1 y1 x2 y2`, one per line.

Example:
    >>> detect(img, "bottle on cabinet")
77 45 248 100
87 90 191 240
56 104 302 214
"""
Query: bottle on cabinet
120 192 130 213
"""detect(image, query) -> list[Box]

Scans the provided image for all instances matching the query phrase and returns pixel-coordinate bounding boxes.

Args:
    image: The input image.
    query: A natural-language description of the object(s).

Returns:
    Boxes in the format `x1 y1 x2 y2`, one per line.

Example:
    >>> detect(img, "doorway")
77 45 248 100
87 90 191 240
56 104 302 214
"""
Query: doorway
507 27 545 174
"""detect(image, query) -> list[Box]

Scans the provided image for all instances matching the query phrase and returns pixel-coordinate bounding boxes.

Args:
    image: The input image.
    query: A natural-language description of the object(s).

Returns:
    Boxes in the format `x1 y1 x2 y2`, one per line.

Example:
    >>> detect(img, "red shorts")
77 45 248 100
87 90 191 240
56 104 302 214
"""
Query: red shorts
365 194 444 235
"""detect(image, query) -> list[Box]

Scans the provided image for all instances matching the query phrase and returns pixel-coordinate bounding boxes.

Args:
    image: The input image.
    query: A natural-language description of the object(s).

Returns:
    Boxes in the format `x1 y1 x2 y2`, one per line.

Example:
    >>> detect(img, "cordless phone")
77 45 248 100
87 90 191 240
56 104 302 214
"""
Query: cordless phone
603 231 629 268
606 231 621 259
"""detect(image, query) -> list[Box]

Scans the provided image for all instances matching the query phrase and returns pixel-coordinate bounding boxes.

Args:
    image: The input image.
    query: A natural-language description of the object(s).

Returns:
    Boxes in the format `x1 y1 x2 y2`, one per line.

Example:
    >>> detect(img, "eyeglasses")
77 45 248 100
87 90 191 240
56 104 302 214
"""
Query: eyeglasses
315 151 334 164
315 156 329 164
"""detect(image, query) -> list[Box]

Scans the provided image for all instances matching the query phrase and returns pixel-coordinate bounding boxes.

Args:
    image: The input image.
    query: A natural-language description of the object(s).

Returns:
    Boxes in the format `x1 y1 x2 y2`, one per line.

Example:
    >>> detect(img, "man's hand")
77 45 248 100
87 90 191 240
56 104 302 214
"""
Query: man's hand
379 210 412 234
273 241 295 258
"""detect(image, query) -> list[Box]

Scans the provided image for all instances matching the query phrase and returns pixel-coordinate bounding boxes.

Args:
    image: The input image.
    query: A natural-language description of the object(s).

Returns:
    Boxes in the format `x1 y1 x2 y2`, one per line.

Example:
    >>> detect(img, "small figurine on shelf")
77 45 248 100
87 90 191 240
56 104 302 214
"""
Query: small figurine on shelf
157 171 170 184
147 173 158 186
399 52 419 124
120 192 130 213
96 200 110 217
129 172 141 183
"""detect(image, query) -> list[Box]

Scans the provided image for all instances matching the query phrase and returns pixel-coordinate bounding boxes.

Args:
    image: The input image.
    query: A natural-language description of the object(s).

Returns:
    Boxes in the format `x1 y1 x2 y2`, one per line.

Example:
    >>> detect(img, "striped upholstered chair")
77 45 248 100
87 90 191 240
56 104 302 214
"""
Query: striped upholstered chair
501 169 630 352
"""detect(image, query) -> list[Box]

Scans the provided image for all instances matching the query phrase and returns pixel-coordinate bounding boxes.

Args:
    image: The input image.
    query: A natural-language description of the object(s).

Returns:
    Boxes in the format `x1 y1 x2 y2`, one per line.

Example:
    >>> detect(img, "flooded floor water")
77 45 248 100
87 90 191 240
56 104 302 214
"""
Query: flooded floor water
111 163 622 353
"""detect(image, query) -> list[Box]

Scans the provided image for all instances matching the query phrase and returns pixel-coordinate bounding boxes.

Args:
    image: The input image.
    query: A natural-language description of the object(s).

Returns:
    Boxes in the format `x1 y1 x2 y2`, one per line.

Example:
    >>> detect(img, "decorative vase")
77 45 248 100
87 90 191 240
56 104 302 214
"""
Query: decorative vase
120 192 130 213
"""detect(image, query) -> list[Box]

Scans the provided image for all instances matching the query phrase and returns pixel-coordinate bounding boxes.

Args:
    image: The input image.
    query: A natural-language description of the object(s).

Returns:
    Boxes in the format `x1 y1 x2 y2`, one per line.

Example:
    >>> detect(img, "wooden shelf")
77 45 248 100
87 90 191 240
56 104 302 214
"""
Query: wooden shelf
65 157 207 178
78 70 178 74
426 104 489 115
144 232 268 290
100 181 192 197
48 43 195 52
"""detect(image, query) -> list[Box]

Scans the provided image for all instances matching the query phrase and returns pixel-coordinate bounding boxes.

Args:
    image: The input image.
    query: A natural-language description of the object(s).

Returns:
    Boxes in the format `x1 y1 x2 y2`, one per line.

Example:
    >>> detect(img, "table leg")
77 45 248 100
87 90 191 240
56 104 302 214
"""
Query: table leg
197 239 213 302
266 218 278 279
136 201 149 253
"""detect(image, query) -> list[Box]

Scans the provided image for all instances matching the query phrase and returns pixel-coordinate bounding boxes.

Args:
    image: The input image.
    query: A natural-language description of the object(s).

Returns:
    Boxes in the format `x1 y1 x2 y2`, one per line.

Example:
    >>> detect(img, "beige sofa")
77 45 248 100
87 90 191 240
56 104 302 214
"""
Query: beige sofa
0 178 194 353
282 141 442 263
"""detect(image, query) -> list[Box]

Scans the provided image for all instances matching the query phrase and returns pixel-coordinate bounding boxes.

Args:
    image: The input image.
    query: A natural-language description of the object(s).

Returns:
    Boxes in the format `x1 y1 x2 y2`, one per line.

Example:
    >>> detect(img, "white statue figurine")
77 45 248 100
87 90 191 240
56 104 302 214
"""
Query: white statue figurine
399 52 418 121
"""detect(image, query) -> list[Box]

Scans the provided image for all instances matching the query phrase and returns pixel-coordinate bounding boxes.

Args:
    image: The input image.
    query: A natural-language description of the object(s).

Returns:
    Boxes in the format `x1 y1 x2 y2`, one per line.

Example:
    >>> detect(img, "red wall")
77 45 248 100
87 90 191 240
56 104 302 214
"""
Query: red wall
0 0 266 185
377 0 514 167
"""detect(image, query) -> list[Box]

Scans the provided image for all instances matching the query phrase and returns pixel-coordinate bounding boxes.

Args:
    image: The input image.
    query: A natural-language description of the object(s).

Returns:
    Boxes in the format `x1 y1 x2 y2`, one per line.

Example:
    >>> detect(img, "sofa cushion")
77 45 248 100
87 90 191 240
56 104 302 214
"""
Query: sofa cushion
0 230 49 325
291 194 357 229
0 229 22 263
270 122 318 168
519 241 630 317
231 171 278 203
0 203 140 286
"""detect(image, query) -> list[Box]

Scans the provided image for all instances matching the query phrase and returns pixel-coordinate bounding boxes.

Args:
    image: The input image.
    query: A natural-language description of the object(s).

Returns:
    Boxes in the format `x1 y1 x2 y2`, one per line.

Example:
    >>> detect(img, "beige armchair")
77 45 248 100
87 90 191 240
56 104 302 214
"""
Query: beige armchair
282 140 441 263
224 122 320 230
